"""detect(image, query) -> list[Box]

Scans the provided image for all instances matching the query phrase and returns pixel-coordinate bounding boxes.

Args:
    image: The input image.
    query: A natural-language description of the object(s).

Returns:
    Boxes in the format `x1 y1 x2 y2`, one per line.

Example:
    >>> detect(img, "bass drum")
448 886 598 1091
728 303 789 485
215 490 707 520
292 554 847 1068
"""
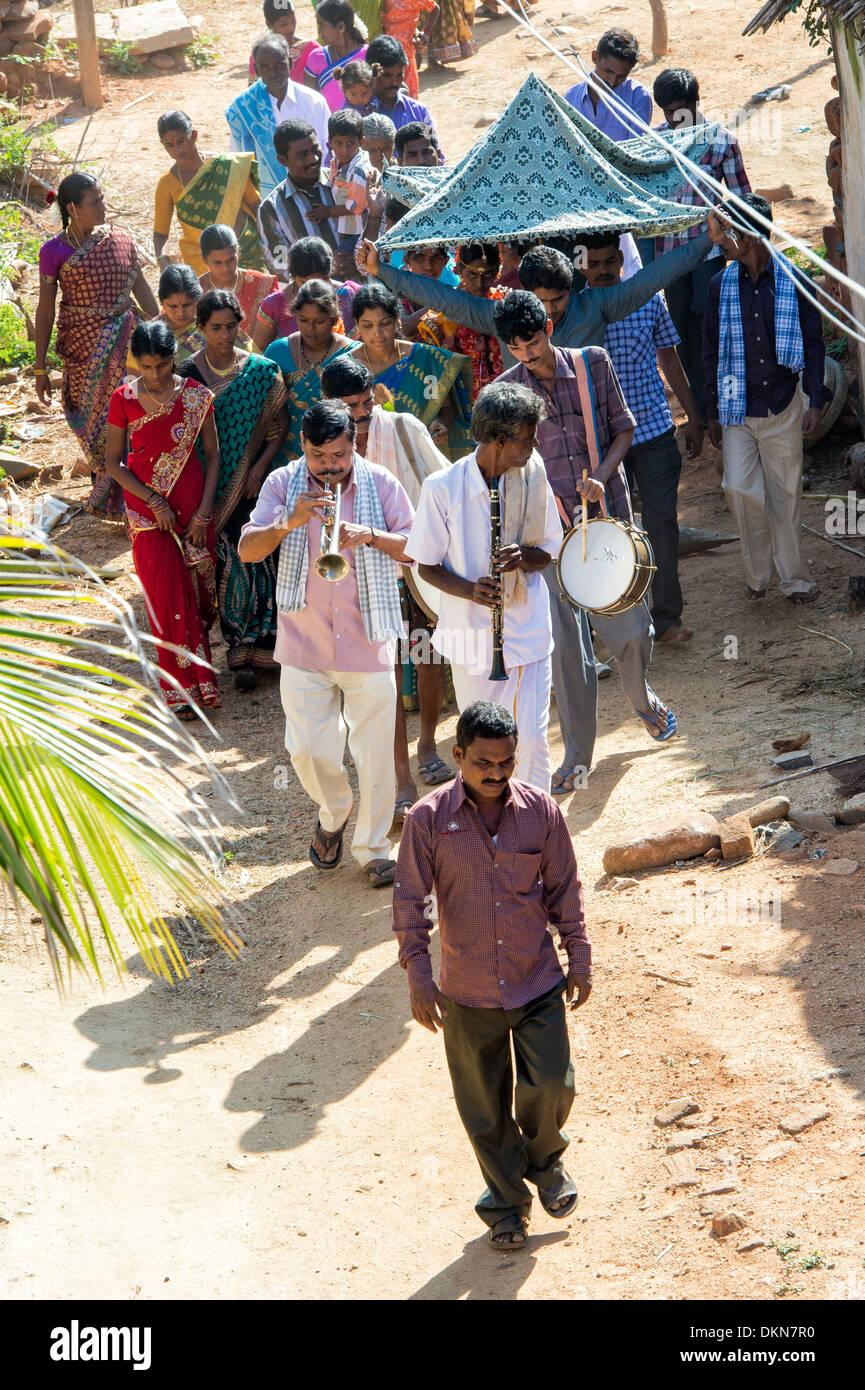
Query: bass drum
557 516 656 615
402 564 440 624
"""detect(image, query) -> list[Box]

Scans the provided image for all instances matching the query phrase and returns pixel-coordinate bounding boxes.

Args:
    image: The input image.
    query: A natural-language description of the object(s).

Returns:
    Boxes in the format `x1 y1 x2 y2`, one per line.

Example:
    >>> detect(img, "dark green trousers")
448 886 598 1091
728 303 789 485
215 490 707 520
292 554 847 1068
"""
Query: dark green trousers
441 983 575 1228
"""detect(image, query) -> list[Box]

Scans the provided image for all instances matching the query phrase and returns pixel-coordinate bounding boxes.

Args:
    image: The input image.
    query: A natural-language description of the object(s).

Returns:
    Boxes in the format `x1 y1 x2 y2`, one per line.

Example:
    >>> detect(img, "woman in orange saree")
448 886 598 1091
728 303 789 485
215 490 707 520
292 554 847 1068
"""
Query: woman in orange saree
104 319 223 718
35 173 159 519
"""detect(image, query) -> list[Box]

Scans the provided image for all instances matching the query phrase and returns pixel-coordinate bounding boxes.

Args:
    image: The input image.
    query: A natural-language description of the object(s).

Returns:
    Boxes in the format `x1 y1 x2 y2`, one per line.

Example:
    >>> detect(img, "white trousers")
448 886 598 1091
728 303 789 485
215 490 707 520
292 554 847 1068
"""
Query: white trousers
721 393 815 596
280 665 396 866
451 655 552 793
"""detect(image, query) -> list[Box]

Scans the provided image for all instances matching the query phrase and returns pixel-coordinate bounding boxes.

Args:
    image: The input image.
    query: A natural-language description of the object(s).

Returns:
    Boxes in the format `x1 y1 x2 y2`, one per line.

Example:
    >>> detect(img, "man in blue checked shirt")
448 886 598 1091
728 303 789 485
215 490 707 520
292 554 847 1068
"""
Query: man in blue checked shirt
576 230 703 645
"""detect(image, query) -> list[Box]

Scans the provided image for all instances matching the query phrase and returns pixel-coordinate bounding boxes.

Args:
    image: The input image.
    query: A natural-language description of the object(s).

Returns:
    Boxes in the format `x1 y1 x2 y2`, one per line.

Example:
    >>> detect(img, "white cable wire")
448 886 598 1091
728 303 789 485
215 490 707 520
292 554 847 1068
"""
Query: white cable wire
500 0 865 344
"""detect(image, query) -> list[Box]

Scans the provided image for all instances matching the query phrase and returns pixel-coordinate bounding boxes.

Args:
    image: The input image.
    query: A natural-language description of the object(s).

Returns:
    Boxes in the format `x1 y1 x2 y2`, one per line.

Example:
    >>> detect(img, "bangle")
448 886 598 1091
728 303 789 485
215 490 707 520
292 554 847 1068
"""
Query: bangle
368 526 377 548
192 511 212 525
148 491 169 511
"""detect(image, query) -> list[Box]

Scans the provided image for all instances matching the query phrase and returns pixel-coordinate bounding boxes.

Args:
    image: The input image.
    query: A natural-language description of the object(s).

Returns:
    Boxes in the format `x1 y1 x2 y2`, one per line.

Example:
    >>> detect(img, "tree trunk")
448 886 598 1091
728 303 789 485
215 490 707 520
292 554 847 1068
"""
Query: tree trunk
833 17 865 431
648 0 669 59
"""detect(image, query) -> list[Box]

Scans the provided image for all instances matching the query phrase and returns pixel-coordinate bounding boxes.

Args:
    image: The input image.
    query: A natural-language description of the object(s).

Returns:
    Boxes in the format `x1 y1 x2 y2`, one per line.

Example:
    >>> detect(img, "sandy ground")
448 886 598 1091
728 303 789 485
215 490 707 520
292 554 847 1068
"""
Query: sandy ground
3 1 865 1303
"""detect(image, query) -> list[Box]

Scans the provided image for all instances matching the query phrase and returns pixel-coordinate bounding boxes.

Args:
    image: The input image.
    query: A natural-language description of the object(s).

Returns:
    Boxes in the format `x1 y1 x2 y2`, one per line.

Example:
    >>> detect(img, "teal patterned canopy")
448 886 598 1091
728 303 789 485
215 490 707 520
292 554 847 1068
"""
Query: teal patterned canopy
379 73 719 251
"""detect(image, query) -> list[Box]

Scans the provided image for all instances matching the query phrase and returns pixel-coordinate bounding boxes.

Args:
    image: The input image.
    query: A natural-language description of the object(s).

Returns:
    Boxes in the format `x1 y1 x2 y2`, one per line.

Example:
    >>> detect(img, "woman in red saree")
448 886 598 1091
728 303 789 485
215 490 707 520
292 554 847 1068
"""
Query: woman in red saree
104 319 222 717
35 173 159 519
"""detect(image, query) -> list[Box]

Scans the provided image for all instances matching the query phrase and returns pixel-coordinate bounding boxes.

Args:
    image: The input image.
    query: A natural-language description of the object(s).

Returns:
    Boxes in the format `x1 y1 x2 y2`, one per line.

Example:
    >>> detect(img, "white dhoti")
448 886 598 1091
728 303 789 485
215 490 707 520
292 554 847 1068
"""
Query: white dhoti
280 666 397 866
721 393 816 597
450 655 552 793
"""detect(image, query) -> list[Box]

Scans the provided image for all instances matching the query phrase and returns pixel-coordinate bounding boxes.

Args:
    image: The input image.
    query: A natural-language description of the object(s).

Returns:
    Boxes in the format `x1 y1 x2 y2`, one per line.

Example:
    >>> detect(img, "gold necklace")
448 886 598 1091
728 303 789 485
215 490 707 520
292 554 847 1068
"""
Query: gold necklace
204 349 238 378
141 378 181 410
65 226 82 249
299 334 336 371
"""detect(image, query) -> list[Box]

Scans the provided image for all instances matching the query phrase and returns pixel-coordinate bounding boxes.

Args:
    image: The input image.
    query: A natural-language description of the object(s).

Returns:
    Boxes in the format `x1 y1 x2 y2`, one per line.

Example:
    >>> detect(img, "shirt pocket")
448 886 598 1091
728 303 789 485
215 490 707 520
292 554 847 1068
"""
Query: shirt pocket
496 850 543 896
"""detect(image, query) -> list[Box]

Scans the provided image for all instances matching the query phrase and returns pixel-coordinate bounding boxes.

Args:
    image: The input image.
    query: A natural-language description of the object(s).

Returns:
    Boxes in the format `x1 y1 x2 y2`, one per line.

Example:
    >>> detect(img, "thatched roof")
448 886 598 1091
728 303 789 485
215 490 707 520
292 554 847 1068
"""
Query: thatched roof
744 0 865 36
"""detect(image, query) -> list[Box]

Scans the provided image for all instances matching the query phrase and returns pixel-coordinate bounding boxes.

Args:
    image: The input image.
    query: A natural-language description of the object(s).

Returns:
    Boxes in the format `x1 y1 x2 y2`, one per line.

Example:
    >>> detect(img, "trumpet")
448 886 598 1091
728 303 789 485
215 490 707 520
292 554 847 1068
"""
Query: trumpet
315 472 350 582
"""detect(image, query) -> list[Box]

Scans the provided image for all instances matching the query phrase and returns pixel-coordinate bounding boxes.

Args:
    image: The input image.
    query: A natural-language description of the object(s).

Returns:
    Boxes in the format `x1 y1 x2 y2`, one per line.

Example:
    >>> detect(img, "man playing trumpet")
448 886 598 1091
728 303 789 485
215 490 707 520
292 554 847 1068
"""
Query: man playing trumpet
238 400 414 887
404 382 562 793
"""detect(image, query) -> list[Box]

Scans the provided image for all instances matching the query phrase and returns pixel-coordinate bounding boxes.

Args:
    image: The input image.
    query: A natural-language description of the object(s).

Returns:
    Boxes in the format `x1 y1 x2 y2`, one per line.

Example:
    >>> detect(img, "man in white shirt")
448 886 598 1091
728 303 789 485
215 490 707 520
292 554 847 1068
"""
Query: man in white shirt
406 382 562 793
226 34 330 200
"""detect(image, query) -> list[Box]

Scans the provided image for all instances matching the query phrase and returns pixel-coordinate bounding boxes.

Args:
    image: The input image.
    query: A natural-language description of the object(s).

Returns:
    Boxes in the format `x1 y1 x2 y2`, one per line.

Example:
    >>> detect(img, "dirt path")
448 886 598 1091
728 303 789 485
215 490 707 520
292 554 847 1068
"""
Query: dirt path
3 2 865 1302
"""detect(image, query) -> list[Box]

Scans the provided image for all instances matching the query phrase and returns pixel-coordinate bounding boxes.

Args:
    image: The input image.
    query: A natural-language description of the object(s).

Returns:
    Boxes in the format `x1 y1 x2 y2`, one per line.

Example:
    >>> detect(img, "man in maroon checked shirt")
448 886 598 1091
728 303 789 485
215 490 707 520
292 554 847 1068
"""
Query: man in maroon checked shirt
393 700 592 1251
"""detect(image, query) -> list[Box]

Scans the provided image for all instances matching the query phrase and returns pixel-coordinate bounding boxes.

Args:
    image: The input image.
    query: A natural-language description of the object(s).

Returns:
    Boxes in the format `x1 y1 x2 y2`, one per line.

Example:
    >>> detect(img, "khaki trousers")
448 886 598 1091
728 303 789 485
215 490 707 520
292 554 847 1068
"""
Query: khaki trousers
721 393 816 596
280 665 396 866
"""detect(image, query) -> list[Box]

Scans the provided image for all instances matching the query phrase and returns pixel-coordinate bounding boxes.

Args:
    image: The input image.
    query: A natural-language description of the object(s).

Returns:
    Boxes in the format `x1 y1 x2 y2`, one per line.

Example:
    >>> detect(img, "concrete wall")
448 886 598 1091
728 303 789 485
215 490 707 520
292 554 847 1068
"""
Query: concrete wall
833 17 865 427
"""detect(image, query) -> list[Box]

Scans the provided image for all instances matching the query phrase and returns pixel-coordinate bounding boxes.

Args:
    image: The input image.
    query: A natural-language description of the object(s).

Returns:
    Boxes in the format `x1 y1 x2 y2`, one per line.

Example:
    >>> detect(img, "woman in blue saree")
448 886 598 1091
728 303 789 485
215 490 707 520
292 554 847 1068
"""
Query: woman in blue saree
264 279 354 455
347 282 472 457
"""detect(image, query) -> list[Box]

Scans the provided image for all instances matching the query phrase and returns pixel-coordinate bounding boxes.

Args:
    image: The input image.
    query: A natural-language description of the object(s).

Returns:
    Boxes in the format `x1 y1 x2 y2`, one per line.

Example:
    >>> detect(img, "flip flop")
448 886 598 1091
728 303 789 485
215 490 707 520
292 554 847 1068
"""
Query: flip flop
365 859 396 888
392 797 415 827
309 813 351 870
538 1170 578 1219
551 765 582 795
488 1212 530 1249
788 590 818 604
636 697 677 743
417 757 454 787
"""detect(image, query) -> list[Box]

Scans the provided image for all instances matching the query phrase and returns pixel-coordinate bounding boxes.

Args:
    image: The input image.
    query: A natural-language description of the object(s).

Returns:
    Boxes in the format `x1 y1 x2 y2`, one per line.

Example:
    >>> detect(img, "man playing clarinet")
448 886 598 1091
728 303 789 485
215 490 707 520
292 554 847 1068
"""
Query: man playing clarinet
404 382 562 792
393 700 592 1251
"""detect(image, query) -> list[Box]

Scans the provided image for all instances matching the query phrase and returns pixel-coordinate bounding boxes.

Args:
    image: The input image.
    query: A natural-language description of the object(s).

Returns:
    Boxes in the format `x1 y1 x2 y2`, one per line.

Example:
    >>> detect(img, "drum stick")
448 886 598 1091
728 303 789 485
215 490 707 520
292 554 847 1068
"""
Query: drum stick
581 469 588 562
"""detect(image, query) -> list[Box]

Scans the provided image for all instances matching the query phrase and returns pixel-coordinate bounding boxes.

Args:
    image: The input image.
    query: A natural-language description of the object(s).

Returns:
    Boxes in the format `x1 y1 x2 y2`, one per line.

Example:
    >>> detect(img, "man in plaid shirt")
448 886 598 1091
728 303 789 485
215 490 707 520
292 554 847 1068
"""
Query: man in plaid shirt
393 700 592 1251
576 231 704 645
649 68 752 420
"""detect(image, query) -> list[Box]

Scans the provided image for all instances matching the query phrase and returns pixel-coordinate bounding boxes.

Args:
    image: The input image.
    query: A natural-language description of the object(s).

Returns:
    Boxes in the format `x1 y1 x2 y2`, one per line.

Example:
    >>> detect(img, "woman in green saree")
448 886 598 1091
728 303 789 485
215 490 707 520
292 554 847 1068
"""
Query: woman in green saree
263 279 354 456
177 290 288 692
347 282 472 457
153 110 264 275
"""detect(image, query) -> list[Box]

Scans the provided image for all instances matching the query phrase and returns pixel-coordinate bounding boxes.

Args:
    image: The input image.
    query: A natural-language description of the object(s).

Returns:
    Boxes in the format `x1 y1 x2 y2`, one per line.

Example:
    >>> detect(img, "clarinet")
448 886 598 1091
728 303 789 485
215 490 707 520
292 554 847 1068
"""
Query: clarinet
488 475 508 682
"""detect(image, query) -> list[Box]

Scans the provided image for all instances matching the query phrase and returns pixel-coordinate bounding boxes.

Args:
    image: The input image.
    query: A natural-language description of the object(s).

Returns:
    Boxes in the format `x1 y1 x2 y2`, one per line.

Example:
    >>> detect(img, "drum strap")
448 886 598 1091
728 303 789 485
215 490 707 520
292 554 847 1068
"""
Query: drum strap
572 350 609 518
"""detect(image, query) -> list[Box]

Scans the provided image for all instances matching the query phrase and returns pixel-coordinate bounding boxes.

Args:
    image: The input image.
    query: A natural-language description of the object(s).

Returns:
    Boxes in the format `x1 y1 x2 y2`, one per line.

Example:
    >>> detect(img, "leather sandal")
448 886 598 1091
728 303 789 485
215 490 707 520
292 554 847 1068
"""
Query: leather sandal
489 1212 530 1249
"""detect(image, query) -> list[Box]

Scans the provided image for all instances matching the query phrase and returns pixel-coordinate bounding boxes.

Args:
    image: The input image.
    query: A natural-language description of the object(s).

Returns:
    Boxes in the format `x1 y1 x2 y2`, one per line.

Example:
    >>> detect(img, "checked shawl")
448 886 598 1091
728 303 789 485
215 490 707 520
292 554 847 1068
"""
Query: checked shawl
275 454 405 646
717 258 804 426
379 73 720 251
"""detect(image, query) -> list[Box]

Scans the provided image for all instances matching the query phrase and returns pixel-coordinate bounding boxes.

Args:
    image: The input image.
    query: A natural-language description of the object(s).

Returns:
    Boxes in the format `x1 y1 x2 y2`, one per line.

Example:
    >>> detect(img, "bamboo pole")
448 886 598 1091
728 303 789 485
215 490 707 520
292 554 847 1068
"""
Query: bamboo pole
73 0 103 111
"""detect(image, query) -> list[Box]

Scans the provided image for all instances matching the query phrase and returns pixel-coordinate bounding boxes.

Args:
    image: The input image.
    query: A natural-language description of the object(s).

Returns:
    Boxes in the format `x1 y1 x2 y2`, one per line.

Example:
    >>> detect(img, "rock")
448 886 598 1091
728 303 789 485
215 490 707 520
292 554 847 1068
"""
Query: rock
610 876 639 891
838 792 865 826
654 1097 700 1127
772 751 814 771
768 826 805 853
702 1181 738 1196
825 96 842 137
473 112 497 127
778 1103 829 1136
719 813 755 861
149 51 177 69
704 846 721 861
114 0 194 56
745 796 790 826
789 808 835 834
755 1139 797 1163
821 858 858 875
666 1131 707 1152
771 733 810 753
2 10 52 41
712 1211 747 1237
603 813 720 875
52 10 115 49
663 1152 700 1188
6 0 37 18
811 1067 850 1080
681 1112 714 1129
737 1238 769 1253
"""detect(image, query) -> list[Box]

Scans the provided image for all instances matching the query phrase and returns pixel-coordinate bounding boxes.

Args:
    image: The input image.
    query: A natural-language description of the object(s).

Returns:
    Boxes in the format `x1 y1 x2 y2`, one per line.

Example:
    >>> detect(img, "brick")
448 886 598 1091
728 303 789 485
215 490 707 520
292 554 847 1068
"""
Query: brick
719 813 755 861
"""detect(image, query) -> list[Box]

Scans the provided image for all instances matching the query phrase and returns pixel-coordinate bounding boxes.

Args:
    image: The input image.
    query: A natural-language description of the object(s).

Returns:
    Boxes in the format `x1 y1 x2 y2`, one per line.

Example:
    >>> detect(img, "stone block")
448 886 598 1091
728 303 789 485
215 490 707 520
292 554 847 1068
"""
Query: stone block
712 1211 747 1237
778 1103 829 1136
52 11 116 49
719 813 755 861
839 792 865 826
654 1097 699 1127
603 812 720 875
825 96 841 136
789 808 835 834
772 751 814 771
6 0 37 20
2 10 52 41
745 796 790 827
113 0 193 57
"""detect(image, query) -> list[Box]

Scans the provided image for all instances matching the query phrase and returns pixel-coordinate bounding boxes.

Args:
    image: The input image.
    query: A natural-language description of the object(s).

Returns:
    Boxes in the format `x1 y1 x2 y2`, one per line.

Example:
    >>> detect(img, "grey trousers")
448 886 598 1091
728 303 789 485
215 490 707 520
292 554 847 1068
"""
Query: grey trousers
544 566 655 771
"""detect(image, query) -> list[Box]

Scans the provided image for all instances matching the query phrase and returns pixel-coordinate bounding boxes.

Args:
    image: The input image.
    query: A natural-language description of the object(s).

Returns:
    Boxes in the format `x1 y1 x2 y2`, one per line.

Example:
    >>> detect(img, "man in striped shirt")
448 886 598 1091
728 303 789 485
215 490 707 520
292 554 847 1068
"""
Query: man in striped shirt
393 700 591 1250
648 67 752 420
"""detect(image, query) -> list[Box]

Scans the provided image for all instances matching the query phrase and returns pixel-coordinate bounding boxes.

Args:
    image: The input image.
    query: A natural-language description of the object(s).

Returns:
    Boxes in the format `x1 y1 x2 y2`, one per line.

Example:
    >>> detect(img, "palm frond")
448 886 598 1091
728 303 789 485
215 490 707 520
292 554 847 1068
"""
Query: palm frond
0 532 243 988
